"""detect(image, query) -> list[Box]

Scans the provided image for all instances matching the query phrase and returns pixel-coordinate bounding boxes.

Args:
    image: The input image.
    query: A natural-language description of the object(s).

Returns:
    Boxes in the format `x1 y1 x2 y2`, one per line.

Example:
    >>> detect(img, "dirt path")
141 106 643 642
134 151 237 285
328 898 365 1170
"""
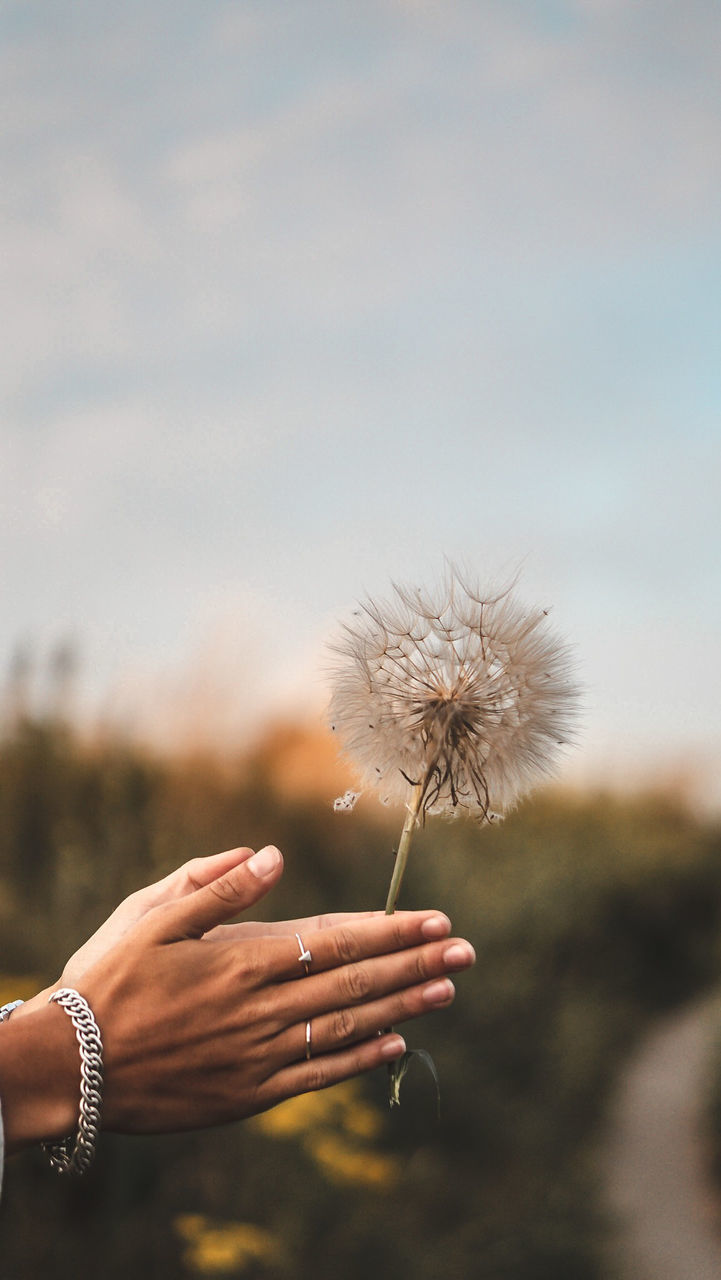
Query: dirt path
601 993 721 1279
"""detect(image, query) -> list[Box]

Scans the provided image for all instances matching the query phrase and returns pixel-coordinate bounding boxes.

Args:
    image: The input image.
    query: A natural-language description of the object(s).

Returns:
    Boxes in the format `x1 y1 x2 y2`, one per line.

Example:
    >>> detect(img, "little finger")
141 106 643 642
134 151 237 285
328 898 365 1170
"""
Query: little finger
260 1033 407 1110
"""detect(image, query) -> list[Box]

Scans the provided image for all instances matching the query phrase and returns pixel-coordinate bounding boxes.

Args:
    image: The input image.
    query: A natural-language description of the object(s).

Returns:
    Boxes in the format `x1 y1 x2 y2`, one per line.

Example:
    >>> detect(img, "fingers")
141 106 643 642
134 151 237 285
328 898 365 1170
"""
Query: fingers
272 934 474 1028
249 910 454 983
152 846 259 906
255 936 474 1109
291 972 456 1060
261 1032 408 1109
148 845 284 941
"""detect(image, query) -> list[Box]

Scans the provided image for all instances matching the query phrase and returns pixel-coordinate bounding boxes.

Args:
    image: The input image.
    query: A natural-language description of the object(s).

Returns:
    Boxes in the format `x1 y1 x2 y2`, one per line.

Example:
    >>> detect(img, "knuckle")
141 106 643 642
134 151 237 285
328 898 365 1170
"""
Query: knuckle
334 926 362 965
237 946 265 987
181 858 207 892
247 998 280 1045
143 899 176 935
391 917 407 949
397 988 418 1021
306 1061 332 1093
130 883 167 916
333 1007 357 1042
123 887 147 912
341 963 371 1002
209 870 243 907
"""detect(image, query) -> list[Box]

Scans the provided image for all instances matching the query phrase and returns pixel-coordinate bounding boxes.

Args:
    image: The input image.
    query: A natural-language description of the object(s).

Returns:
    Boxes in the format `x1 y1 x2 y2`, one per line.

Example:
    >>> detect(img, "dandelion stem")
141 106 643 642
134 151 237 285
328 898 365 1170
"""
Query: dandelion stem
385 782 424 914
384 780 425 1106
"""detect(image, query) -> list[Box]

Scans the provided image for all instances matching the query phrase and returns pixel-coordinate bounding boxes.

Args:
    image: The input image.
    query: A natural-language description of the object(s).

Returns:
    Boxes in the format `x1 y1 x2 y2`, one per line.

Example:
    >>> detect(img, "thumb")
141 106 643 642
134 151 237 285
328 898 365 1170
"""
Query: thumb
150 845 284 941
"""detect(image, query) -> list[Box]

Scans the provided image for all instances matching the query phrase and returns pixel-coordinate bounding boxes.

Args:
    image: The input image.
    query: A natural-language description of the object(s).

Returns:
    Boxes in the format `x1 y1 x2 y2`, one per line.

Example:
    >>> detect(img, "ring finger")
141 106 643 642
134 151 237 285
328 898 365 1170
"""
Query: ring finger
290 973 456 1063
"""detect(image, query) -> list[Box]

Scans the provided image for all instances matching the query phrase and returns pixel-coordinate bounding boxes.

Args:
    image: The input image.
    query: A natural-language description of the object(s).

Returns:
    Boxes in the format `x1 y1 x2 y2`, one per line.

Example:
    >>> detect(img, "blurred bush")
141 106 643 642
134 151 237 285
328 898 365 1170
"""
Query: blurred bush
1 712 721 1278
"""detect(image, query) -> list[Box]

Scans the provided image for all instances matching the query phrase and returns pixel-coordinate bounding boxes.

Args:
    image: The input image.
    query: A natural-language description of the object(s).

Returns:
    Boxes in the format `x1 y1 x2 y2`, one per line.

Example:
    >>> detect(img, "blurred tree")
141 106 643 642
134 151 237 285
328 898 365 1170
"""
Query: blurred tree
1 711 721 1279
46 638 79 725
2 641 34 727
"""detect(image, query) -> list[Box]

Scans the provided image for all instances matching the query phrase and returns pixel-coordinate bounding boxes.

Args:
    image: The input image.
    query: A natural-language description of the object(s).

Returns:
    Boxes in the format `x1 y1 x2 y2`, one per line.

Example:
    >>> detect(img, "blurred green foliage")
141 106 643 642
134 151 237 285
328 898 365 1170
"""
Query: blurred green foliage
2 713 721 1279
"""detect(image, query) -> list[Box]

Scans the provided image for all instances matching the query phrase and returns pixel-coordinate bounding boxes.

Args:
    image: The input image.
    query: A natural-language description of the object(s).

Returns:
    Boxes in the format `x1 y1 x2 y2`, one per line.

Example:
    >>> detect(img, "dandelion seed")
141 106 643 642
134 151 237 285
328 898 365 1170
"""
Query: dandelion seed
333 789 362 812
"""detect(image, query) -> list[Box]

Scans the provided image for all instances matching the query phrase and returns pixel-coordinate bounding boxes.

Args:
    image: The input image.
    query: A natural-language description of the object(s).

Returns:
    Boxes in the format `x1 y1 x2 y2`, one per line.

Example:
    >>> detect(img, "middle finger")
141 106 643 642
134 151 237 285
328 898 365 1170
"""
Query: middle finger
270 935 475 1027
241 911 454 986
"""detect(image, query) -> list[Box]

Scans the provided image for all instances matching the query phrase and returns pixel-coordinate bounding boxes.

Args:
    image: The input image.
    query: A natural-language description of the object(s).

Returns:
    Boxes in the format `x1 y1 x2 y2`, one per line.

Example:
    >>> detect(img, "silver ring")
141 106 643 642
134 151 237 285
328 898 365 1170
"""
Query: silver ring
305 1019 312 1060
295 933 312 976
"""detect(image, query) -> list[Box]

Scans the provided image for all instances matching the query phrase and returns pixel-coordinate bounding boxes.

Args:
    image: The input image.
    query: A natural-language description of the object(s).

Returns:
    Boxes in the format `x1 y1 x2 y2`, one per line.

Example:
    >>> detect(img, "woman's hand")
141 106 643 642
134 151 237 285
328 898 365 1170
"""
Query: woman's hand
1 844 475 1151
77 844 474 1134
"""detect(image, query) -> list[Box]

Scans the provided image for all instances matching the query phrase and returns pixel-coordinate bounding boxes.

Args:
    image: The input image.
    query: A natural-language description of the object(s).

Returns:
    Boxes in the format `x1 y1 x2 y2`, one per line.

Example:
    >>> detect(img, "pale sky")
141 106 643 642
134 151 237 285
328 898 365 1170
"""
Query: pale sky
1 1 720 803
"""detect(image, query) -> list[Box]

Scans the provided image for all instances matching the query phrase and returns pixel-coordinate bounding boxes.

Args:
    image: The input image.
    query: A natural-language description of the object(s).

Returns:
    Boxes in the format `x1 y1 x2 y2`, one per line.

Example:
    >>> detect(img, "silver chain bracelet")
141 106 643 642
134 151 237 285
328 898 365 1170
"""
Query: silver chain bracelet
0 999 24 1022
42 987 104 1176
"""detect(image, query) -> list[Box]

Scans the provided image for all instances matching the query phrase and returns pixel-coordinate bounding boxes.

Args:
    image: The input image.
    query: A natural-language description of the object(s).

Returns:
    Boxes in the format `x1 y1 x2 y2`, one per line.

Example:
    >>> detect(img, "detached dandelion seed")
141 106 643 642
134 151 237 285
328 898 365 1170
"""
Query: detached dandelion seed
328 566 580 1105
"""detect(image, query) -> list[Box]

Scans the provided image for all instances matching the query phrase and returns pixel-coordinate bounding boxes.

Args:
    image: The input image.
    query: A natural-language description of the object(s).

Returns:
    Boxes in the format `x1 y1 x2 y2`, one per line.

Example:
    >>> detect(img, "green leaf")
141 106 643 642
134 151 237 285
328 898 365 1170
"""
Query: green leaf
388 1048 441 1116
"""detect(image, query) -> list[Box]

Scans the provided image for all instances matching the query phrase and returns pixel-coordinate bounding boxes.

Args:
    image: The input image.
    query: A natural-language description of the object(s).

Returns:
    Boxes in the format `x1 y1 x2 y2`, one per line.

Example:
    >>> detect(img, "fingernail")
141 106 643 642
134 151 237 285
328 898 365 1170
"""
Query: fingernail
246 845 281 878
423 978 454 1006
380 1034 406 1060
420 914 451 940
443 942 475 969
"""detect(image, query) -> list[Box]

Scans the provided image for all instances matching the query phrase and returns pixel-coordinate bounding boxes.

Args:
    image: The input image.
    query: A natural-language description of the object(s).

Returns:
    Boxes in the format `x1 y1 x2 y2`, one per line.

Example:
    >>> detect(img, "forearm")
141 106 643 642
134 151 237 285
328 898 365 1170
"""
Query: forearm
0 1003 80 1155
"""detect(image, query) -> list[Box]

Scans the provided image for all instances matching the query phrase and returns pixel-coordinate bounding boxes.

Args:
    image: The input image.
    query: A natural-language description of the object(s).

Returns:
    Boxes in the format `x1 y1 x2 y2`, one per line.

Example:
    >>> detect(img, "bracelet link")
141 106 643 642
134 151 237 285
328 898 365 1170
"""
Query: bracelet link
0 999 24 1022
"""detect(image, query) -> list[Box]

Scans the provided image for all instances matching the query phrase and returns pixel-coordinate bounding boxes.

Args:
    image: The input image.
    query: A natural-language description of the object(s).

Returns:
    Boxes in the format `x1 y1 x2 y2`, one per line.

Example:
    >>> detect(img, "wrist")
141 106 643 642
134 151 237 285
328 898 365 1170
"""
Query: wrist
10 985 56 1019
0 1002 80 1154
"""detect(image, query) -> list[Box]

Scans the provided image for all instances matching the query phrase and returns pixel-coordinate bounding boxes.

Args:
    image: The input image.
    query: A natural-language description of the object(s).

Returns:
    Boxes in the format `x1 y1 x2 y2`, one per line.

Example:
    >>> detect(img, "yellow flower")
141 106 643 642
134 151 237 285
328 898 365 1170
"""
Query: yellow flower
174 1215 279 1275
251 1081 398 1188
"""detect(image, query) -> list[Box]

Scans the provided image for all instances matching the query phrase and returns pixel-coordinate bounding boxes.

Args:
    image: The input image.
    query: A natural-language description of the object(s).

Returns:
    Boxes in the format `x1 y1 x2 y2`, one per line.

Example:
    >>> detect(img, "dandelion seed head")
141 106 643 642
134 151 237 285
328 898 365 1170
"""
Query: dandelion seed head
328 568 580 821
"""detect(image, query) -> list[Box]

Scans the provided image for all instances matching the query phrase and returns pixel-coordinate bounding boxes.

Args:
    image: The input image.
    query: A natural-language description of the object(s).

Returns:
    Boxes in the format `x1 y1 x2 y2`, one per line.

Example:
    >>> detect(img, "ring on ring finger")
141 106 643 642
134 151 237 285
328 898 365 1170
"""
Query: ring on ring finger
298 1007 366 1060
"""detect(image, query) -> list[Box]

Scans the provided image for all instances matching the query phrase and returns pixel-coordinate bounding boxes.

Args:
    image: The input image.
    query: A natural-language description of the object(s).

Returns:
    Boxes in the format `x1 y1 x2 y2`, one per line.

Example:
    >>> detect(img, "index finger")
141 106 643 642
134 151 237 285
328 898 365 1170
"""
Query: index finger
207 909 415 942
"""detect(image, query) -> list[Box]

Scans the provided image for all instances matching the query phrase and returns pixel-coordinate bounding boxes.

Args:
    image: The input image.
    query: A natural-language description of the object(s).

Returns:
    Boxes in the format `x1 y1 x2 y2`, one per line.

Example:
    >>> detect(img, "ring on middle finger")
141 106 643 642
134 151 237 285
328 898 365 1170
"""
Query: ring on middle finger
295 932 312 976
